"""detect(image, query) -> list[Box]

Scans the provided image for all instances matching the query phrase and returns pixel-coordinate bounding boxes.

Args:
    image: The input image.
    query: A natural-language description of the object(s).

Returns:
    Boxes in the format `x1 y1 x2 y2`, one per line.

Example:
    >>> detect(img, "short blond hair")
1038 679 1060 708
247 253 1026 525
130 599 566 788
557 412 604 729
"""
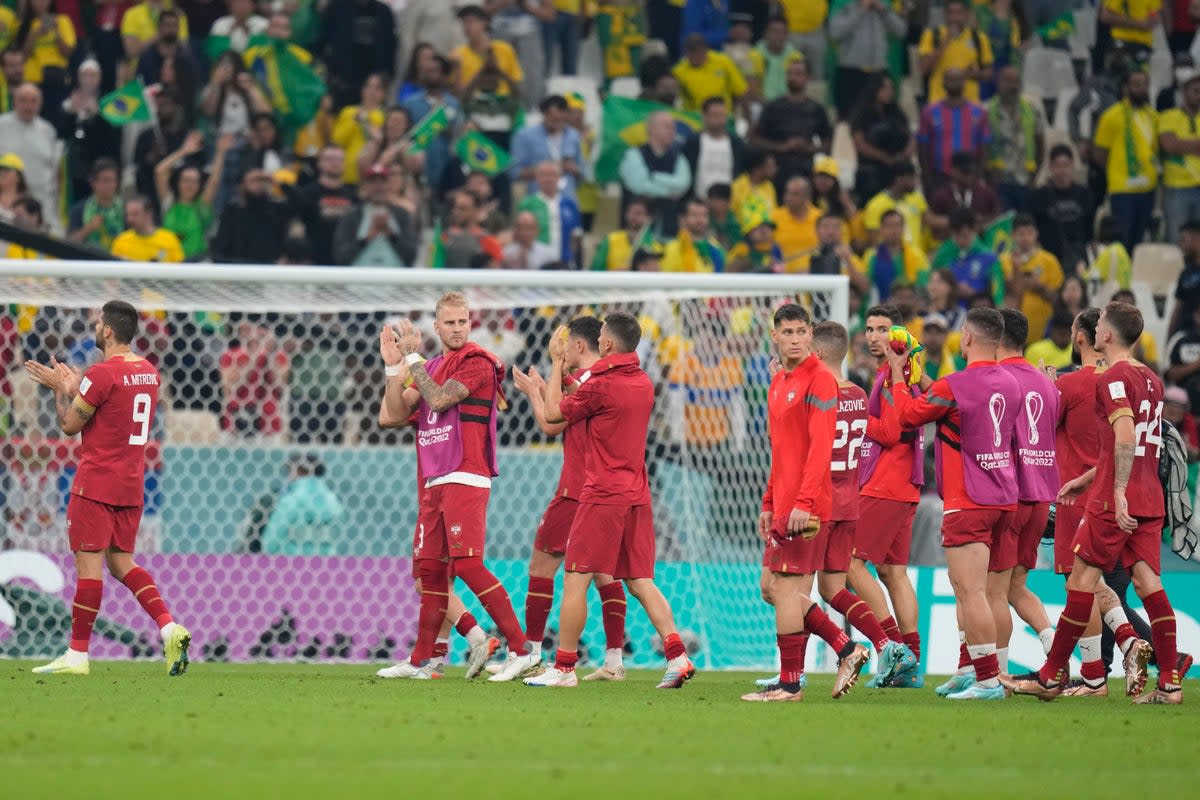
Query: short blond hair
435 291 469 314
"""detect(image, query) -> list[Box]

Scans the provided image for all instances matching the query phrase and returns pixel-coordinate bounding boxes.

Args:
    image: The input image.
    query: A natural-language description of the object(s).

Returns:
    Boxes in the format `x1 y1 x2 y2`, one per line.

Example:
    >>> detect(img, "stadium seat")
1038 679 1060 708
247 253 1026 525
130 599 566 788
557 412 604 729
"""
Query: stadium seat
1068 8 1097 59
609 77 642 99
1132 243 1185 297
164 409 222 445
1022 47 1077 99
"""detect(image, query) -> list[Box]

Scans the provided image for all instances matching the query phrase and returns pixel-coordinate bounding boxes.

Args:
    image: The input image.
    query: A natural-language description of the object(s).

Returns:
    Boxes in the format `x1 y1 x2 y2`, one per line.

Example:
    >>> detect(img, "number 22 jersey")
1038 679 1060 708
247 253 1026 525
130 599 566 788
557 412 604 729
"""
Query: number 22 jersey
72 355 160 507
832 381 868 521
1089 360 1164 519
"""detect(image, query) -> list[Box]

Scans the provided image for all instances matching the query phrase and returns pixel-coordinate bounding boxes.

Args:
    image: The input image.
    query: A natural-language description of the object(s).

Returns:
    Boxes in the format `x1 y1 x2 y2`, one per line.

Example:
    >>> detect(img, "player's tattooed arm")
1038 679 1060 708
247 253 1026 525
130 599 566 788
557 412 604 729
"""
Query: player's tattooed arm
56 394 92 435
1113 442 1136 493
409 367 470 413
1111 415 1138 531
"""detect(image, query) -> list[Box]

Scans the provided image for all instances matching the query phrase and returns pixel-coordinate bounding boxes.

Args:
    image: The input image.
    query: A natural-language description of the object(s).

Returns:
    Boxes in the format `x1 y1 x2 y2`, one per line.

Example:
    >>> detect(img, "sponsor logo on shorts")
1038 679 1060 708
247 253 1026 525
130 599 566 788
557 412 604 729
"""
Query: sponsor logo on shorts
450 524 463 539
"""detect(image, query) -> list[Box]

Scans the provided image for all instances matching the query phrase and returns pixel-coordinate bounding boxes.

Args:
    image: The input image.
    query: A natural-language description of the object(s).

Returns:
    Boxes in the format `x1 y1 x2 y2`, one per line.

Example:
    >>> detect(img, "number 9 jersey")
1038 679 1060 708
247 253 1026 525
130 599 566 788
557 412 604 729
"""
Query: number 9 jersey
1091 360 1164 519
72 355 161 508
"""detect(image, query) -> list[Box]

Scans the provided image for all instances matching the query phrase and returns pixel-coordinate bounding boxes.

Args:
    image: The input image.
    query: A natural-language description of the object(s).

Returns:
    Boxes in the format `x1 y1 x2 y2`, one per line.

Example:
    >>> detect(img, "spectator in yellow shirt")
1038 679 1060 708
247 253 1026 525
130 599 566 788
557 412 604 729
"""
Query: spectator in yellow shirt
1024 312 1075 369
1157 72 1200 243
16 0 76 85
673 33 748 112
770 175 821 272
451 6 525 101
663 196 727 271
111 195 185 263
1101 0 1161 64
1093 69 1158 251
861 162 928 247
730 148 777 222
331 73 387 186
918 0 994 104
1002 213 1064 343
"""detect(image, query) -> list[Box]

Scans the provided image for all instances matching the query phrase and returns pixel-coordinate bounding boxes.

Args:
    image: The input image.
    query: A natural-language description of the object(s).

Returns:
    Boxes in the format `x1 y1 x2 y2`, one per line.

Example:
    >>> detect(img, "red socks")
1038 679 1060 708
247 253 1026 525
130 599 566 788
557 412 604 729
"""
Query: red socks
554 647 580 672
804 605 852 656
70 578 103 652
1080 659 1106 683
663 632 686 660
778 632 806 686
829 589 889 652
881 615 902 643
1143 590 1180 687
598 582 627 651
524 576 555 643
120 567 173 629
903 632 922 663
974 652 1000 682
432 640 449 660
1113 622 1137 653
453 557 529 654
410 559 449 665
958 642 972 669
1040 589 1094 684
454 611 479 638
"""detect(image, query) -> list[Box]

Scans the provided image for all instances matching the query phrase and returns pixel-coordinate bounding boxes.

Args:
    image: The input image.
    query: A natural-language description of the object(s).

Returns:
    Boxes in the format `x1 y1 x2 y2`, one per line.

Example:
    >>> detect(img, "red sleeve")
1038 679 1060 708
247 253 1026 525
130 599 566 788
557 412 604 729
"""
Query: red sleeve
560 379 604 425
762 467 775 513
794 370 838 516
76 363 114 410
450 357 494 398
1097 371 1134 426
1056 375 1072 426
896 376 955 428
866 380 905 446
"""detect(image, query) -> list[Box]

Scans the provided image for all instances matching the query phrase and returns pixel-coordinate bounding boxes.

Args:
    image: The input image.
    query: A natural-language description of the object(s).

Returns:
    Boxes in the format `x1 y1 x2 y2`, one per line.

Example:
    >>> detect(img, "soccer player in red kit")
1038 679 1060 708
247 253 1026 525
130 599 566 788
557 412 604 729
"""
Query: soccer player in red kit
1015 302 1184 704
990 308 1056 678
510 316 628 680
811 321 916 687
526 312 693 689
854 305 923 687
378 292 538 682
25 300 190 676
888 307 1019 701
741 305 869 703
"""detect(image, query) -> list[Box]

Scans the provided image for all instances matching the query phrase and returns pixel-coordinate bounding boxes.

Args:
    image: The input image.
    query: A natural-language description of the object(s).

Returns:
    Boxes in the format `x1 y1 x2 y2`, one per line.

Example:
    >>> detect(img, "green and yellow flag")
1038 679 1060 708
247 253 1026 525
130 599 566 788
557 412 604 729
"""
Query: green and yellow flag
454 130 509 177
596 96 702 184
407 105 450 154
243 36 325 134
1035 11 1075 41
983 211 1015 255
99 79 152 126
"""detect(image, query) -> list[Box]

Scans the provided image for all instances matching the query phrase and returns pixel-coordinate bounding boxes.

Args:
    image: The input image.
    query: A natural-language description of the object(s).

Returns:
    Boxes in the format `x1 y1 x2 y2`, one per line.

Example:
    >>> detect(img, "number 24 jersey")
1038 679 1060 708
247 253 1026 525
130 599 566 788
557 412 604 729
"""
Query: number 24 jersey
1090 360 1164 519
73 355 160 507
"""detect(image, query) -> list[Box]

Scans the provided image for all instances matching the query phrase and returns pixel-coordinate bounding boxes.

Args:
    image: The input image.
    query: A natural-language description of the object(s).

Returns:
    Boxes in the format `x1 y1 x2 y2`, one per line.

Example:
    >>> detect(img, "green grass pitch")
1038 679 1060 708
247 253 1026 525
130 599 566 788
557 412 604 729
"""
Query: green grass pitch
2 661 1194 799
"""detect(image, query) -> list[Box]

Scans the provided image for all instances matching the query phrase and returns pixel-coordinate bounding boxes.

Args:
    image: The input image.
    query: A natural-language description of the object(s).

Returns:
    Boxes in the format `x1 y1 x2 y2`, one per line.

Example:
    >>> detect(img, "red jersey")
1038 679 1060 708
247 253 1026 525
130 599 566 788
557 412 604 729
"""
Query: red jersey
554 368 592 499
762 354 838 520
832 380 868 521
861 369 923 503
412 344 505 486
1056 365 1103 489
72 354 160 507
560 352 653 506
893 360 1016 512
1089 360 1165 519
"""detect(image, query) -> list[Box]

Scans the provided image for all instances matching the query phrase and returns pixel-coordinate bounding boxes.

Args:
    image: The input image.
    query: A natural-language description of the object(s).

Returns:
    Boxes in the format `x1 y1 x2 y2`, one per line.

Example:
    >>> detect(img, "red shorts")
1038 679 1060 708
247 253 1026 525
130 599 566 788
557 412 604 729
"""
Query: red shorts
1055 503 1086 574
942 508 1011 549
66 494 143 553
823 519 856 573
1071 507 1164 574
414 482 490 561
1016 501 1050 571
763 512 827 576
566 503 655 579
853 496 916 565
533 495 579 555
988 502 1035 572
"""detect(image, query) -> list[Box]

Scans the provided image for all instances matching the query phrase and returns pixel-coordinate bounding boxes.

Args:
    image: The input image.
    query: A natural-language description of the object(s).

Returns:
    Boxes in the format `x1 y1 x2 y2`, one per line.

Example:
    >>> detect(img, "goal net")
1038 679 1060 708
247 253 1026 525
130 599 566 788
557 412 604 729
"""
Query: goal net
0 262 849 671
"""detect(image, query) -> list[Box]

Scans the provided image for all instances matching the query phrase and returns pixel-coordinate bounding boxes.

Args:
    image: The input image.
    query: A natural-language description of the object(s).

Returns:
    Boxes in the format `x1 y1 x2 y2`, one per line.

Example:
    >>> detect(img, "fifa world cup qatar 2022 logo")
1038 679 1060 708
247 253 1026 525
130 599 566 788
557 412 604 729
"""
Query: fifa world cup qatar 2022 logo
1024 391 1044 445
989 392 1006 448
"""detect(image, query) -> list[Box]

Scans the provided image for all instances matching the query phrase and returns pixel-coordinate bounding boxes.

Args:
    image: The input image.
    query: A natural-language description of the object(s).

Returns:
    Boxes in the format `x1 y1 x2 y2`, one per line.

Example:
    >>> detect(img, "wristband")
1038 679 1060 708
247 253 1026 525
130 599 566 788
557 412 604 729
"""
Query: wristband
405 353 424 367
385 363 404 378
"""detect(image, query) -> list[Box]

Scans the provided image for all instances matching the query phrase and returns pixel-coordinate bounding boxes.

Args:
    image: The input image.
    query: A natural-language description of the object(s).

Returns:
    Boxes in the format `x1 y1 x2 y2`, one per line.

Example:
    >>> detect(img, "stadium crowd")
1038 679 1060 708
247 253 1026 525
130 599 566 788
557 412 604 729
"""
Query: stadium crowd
3 1 1200 481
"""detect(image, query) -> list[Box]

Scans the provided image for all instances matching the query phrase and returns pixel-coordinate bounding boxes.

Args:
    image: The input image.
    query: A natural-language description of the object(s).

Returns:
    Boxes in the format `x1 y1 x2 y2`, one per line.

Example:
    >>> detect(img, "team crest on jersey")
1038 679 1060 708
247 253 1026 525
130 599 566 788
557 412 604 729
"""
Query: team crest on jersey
786 391 796 403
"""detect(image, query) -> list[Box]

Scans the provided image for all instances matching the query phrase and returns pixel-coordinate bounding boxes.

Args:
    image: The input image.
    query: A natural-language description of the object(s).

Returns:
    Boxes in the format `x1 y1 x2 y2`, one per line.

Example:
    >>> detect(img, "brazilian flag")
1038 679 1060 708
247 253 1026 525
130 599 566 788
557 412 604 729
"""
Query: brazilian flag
596 96 702 184
455 130 509 177
99 79 152 126
243 36 325 134
407 105 450 154
983 211 1015 256
1035 11 1075 41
